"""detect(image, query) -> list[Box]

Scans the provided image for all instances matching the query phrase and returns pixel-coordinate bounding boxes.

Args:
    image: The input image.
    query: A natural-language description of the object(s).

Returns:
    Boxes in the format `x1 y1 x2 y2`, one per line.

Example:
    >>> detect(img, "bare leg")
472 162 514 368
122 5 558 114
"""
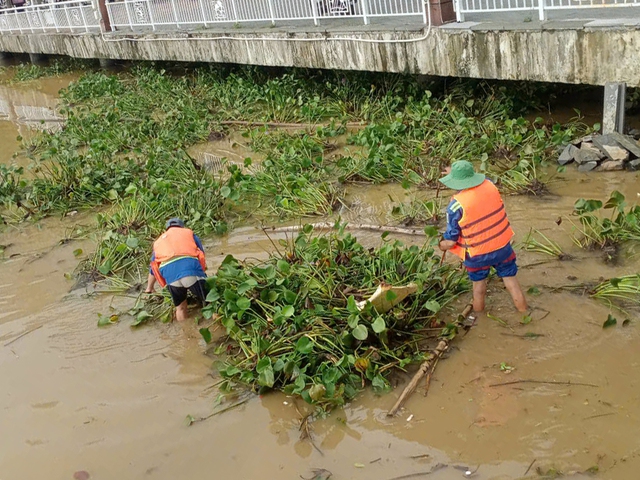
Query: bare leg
502 276 528 312
175 300 189 322
472 280 488 313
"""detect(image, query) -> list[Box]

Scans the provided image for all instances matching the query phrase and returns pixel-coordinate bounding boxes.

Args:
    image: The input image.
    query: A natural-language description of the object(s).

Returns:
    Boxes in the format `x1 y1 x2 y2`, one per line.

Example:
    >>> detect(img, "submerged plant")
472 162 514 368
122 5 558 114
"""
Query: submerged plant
391 196 442 227
591 275 640 308
200 225 469 409
521 229 571 260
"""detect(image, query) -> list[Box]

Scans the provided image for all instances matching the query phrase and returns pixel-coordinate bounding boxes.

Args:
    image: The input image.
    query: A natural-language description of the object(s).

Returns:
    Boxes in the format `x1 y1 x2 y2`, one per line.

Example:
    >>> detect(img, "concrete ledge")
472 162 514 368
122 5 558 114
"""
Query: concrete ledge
0 26 638 86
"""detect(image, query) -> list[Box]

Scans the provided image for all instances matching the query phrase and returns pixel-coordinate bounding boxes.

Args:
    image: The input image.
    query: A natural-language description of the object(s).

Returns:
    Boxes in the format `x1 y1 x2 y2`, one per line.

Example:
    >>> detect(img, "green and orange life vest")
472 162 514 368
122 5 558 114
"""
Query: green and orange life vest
449 179 514 260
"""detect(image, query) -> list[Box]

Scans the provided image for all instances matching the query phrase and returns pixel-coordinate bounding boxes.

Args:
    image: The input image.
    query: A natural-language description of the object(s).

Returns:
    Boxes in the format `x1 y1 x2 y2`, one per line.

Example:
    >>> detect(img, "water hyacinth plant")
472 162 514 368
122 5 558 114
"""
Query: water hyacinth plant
200 225 470 409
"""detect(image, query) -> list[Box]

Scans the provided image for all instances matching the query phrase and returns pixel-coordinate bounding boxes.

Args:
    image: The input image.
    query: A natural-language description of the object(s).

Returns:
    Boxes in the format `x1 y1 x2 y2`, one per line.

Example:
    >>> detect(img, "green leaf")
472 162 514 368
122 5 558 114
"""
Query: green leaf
256 357 271 373
276 259 291 274
385 290 397 302
258 367 274 388
125 237 139 249
527 286 541 296
237 279 257 295
604 190 626 211
603 314 617 329
97 313 118 327
199 327 212 343
372 316 386 333
131 310 152 327
98 259 112 275
424 299 441 313
236 297 251 311
352 324 368 341
520 315 532 325
381 231 390 240
308 384 326 401
423 226 438 237
296 336 314 354
281 305 295 317
220 186 232 198
346 295 359 314
72 248 83 257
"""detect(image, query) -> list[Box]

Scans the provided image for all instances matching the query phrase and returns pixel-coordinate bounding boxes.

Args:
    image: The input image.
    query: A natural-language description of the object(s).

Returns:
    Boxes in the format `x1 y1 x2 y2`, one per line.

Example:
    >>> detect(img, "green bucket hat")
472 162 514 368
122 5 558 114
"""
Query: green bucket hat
439 160 485 190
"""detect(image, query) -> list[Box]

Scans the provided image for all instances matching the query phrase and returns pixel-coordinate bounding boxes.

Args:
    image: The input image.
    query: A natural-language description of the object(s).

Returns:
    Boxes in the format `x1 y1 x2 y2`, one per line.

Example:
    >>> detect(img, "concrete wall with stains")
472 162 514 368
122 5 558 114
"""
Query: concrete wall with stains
0 27 638 86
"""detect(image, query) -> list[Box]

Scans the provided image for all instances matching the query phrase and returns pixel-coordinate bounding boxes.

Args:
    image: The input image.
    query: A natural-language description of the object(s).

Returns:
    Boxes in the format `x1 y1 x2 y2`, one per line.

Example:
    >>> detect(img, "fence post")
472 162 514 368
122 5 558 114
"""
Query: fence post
198 0 208 26
421 0 427 24
267 0 275 25
310 0 318 25
64 4 74 32
79 3 90 32
455 0 463 21
169 0 180 27
537 0 545 20
146 0 156 31
361 0 369 24
52 3 60 32
123 0 134 30
230 0 239 22
36 7 46 32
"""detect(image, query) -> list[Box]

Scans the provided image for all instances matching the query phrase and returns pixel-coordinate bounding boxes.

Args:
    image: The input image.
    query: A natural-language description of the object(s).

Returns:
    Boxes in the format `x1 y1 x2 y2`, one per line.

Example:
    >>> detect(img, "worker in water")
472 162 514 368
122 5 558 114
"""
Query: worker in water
438 161 528 314
145 218 208 322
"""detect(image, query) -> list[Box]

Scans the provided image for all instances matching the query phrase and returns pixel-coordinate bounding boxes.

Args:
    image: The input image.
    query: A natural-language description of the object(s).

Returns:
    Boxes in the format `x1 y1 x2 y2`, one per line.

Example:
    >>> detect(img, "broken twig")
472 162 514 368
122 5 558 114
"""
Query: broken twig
388 304 472 416
524 459 536 476
489 379 598 388
262 222 428 237
4 324 43 347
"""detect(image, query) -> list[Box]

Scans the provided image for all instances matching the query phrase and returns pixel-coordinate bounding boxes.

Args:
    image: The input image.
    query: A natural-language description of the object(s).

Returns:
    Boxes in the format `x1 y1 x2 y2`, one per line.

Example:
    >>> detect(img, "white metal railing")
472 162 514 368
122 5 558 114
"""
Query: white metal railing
0 0 101 33
105 0 426 31
456 0 640 21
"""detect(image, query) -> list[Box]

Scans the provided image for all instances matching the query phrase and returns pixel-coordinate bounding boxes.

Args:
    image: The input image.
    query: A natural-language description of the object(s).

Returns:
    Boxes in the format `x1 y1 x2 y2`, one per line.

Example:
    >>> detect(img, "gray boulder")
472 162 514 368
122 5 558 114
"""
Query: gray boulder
578 161 598 172
596 159 625 171
575 144 604 164
558 144 577 165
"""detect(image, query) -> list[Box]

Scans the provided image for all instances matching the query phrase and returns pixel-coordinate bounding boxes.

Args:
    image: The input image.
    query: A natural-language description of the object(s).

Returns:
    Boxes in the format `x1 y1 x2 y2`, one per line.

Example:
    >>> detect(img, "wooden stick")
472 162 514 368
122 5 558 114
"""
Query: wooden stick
261 222 428 236
387 304 472 416
489 379 598 388
218 120 364 129
3 324 43 347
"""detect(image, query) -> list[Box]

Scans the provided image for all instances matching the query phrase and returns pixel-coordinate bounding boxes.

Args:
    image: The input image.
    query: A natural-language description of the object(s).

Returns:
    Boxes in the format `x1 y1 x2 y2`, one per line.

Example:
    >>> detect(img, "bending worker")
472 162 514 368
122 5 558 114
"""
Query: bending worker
145 218 208 322
438 161 527 314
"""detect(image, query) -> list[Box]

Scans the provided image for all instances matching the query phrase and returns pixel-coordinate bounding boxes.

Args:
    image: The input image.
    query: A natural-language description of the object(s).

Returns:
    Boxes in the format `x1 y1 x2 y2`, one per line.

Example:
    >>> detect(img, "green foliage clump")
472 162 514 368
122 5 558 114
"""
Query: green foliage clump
572 191 640 249
201 225 469 408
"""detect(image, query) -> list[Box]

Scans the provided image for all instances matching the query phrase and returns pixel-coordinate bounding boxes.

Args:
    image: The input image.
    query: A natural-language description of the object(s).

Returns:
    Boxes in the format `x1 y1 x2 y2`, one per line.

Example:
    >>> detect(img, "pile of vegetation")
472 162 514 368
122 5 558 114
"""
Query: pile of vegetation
200 225 469 408
571 191 640 260
0 63 592 282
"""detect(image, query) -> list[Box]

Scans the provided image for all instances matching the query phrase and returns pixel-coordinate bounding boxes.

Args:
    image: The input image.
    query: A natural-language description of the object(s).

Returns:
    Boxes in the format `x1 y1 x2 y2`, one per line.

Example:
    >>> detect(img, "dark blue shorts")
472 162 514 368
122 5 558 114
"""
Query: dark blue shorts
465 252 518 282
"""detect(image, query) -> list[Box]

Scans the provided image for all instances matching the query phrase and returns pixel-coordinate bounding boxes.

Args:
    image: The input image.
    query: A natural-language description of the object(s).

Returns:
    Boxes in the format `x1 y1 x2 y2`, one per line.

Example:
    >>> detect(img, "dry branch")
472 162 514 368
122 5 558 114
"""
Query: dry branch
262 222 428 236
387 304 473 416
218 120 364 129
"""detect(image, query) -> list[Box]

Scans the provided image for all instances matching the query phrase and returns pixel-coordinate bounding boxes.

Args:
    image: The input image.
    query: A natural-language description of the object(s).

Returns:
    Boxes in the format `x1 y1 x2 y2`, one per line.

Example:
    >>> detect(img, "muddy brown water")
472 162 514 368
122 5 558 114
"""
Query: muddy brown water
2 75 640 480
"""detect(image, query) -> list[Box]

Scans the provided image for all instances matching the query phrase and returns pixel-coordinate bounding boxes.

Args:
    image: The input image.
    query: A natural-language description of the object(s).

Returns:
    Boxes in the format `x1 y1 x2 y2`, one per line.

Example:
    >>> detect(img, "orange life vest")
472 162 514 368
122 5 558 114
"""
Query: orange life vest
150 227 206 288
449 179 514 260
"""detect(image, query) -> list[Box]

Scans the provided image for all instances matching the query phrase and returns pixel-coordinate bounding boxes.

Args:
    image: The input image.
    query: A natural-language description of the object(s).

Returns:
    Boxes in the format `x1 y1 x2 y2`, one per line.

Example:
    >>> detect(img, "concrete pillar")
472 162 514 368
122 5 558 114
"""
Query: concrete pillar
602 82 626 135
28 53 48 66
428 0 456 26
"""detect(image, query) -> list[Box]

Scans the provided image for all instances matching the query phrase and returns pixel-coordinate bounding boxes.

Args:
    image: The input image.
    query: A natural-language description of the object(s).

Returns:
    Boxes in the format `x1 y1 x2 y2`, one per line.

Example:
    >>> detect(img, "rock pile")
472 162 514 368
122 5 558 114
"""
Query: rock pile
557 132 640 172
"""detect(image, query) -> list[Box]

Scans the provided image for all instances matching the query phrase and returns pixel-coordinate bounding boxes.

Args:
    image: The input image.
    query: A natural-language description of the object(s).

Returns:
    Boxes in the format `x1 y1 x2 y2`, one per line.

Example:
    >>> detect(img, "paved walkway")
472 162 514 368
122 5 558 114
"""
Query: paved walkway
106 7 640 35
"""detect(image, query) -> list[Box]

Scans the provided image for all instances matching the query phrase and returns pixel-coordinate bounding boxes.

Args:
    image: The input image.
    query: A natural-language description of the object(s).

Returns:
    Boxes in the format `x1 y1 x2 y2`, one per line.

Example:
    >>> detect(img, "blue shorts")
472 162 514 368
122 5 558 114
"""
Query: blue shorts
465 251 518 282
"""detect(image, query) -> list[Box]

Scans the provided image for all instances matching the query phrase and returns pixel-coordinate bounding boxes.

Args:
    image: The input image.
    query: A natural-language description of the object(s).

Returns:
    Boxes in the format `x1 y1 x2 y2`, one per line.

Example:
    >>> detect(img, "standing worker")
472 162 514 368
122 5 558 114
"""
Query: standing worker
145 218 208 322
438 161 527 314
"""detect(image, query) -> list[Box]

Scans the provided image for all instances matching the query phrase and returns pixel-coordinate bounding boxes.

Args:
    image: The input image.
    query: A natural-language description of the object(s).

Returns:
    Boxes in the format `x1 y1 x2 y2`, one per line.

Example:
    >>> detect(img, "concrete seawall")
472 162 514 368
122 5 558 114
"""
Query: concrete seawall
0 26 638 86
